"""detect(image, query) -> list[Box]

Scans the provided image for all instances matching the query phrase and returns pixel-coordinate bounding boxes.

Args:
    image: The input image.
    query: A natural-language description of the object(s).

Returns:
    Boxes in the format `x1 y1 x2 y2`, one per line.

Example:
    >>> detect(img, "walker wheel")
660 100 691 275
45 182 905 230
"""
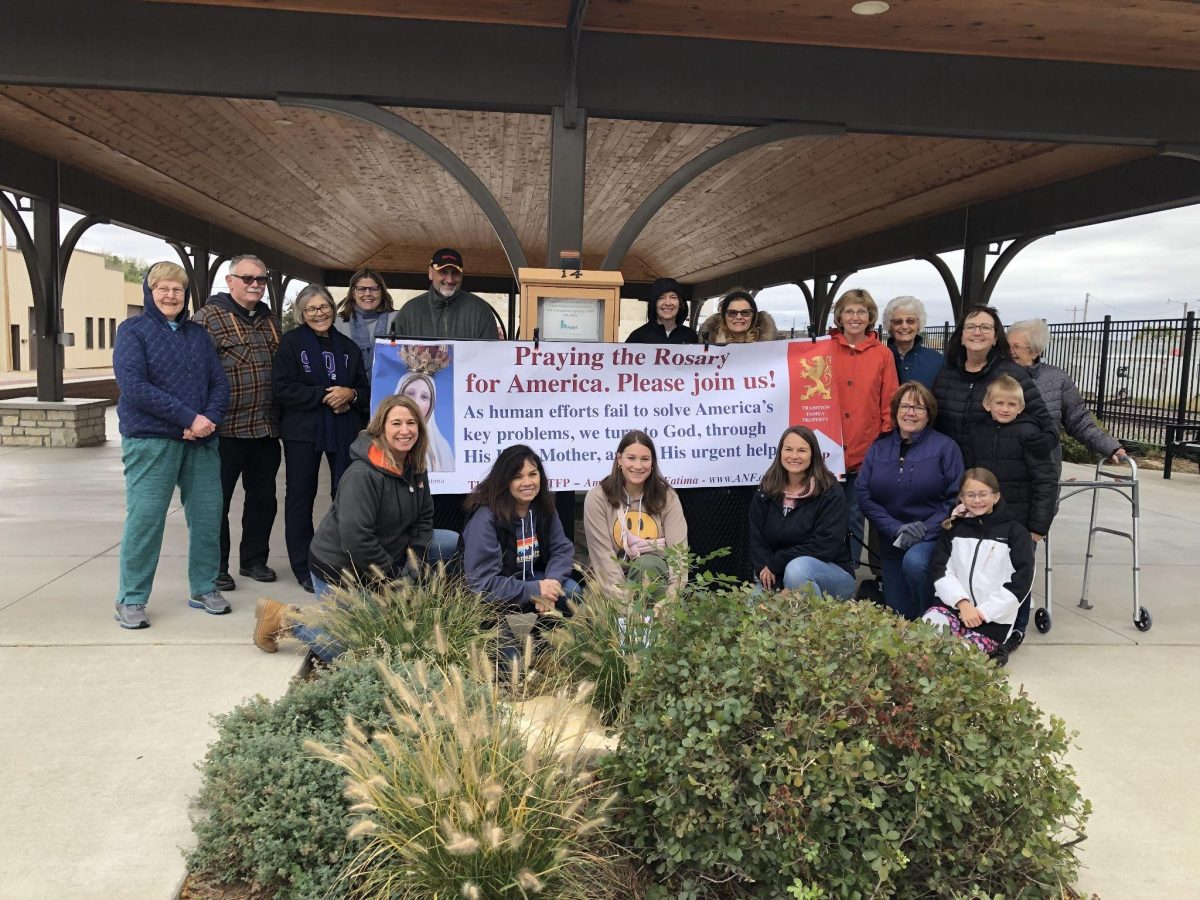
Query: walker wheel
1134 607 1153 632
1034 608 1052 634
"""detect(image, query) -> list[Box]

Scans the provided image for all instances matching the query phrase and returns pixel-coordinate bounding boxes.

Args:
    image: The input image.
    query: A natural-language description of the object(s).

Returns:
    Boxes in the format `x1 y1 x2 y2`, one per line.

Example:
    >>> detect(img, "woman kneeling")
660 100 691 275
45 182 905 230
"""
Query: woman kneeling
749 426 855 600
583 430 688 598
925 468 1033 666
462 445 581 659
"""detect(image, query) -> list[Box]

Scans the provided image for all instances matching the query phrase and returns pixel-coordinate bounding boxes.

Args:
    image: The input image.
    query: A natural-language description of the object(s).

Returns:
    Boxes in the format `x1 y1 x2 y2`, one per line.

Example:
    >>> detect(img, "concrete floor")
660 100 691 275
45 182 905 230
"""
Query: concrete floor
0 409 1197 898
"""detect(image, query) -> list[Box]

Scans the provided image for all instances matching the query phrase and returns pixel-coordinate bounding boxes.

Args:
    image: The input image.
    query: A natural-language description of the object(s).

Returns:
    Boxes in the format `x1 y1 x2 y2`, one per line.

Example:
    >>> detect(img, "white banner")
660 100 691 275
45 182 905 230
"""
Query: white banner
371 338 844 493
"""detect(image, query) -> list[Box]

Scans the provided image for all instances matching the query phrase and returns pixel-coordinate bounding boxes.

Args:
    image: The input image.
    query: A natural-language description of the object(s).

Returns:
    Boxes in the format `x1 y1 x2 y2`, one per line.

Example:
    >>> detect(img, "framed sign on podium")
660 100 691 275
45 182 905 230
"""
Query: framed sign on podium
517 268 624 342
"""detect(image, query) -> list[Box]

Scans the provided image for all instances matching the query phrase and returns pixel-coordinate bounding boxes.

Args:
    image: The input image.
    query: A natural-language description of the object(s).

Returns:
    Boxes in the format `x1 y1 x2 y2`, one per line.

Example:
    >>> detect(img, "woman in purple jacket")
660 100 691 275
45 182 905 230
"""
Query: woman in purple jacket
113 262 230 629
857 382 964 620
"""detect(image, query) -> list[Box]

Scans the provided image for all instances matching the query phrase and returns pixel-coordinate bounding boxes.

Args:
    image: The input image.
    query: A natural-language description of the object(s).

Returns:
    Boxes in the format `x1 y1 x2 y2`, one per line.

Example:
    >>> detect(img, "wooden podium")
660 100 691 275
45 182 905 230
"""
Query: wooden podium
516 268 624 342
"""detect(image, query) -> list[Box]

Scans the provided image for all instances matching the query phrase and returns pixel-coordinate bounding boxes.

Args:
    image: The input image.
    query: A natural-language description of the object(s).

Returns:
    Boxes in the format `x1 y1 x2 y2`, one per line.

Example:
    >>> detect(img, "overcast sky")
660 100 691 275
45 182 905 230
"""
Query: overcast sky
4 200 1197 323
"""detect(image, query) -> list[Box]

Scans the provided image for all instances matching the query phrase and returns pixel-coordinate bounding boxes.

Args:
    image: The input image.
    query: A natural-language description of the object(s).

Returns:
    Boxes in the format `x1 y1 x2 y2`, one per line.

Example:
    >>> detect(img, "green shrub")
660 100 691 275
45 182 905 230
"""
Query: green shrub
1059 429 1094 465
294 560 495 665
603 585 1090 898
311 658 624 899
187 652 459 899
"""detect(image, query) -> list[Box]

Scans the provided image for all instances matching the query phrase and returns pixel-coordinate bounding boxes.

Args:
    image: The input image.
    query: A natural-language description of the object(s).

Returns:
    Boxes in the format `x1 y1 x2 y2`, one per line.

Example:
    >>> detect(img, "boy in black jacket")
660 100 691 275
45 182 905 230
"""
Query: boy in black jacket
963 375 1061 653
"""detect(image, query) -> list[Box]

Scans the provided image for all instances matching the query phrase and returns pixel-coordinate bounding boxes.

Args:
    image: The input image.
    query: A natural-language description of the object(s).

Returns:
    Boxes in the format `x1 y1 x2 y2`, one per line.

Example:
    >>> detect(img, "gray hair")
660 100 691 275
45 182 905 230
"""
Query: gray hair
882 295 928 333
294 283 335 319
1007 318 1051 357
228 254 267 275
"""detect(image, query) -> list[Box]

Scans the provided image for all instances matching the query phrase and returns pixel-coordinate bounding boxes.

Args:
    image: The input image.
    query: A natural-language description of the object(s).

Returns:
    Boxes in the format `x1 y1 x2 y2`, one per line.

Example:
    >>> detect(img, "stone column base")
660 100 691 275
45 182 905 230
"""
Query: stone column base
0 398 110 447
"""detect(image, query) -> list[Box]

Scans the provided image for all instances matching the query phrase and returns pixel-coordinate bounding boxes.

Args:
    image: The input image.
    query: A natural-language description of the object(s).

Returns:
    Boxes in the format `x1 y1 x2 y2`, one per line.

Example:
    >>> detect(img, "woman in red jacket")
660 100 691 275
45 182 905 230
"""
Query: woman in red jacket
829 288 899 570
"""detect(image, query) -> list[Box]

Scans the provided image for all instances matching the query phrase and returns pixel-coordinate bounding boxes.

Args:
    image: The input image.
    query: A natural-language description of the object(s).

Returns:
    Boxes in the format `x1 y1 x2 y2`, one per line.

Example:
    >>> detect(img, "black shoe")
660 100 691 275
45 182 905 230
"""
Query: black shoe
239 563 277 583
989 645 1010 668
215 571 236 592
300 576 315 594
1003 630 1025 654
855 577 884 606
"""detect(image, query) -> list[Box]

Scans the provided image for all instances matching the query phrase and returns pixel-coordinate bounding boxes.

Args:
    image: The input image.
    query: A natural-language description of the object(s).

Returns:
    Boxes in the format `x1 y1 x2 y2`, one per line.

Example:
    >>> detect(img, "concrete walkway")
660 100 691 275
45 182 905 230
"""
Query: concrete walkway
1 411 1197 897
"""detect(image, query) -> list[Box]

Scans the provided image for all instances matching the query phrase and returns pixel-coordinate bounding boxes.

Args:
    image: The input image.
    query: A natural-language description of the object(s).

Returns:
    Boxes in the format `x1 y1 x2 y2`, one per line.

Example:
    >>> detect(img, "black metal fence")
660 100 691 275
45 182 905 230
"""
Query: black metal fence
922 314 1200 450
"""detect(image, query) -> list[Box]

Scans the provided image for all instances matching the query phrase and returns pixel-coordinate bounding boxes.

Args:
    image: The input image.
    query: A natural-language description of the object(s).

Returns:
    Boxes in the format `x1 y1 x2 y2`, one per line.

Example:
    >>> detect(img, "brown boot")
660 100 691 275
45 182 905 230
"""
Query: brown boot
253 598 294 653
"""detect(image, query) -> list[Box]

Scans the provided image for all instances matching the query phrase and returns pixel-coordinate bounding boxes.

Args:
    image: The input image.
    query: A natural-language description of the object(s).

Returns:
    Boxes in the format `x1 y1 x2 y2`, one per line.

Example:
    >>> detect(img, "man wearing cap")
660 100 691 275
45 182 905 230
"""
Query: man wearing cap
388 249 499 340
626 277 698 345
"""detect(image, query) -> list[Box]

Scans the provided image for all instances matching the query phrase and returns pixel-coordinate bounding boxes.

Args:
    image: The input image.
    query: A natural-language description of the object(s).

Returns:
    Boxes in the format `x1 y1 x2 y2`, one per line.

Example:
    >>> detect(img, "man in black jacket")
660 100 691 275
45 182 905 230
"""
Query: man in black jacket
387 248 500 340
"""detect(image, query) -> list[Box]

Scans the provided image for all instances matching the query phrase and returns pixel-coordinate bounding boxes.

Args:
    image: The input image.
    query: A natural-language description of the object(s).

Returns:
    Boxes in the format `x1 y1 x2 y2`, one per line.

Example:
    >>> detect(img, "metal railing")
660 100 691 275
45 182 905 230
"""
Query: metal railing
921 315 1200 450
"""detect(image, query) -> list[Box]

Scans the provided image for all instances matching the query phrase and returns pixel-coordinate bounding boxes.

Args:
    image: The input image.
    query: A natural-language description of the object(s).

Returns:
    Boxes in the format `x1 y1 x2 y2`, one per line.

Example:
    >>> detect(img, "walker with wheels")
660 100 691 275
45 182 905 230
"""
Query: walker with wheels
1038 456 1150 635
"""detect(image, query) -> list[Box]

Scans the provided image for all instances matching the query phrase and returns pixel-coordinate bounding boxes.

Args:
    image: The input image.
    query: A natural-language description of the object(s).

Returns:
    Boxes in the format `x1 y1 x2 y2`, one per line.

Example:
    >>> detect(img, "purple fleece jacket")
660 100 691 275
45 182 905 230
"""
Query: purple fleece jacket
857 427 964 543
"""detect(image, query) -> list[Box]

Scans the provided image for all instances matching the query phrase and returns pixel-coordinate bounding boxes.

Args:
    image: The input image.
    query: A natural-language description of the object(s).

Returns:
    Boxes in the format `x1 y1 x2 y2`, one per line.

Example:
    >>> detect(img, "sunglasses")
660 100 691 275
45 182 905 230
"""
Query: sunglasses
230 274 270 286
725 308 754 318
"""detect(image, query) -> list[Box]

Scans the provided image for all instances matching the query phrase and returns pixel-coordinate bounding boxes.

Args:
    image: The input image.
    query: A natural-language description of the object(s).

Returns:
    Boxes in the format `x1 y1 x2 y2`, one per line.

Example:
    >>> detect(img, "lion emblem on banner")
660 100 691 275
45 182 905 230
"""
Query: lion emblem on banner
793 355 832 401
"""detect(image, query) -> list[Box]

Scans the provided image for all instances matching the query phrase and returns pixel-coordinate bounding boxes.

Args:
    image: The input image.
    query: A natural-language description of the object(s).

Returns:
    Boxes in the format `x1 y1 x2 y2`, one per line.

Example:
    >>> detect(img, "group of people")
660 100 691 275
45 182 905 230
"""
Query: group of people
114 252 1124 667
112 248 497 627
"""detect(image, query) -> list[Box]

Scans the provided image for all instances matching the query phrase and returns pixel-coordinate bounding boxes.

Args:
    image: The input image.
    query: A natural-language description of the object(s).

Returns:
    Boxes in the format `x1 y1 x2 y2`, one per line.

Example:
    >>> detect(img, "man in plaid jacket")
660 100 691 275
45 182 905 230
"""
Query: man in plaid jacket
193 254 282 591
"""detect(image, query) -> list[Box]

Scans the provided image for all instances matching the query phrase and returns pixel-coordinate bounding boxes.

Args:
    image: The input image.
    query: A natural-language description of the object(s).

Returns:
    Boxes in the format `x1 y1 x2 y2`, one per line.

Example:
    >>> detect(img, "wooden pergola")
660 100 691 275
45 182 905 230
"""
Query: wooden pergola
2 0 1198 398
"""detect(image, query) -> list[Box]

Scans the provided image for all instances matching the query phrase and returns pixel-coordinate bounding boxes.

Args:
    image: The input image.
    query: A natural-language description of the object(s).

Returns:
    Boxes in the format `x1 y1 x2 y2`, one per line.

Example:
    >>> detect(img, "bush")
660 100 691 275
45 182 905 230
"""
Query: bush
187 651 462 899
294 561 495 665
603 585 1090 898
311 657 624 899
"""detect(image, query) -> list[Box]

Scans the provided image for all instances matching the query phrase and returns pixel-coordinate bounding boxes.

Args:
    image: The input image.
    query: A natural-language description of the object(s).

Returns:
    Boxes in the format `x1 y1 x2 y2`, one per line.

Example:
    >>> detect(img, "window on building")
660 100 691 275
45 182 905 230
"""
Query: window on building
99 321 106 349
85 317 94 349
109 319 116 346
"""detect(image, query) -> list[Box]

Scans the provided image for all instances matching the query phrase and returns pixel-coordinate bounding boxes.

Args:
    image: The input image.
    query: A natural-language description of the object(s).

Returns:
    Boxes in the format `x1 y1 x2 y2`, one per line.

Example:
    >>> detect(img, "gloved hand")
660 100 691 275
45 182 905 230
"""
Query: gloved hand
892 521 927 551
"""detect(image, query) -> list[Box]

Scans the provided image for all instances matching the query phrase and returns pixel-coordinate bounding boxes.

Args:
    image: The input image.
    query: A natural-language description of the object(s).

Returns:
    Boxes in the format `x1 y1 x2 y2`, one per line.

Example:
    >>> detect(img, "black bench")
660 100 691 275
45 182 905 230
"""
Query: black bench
1164 424 1200 479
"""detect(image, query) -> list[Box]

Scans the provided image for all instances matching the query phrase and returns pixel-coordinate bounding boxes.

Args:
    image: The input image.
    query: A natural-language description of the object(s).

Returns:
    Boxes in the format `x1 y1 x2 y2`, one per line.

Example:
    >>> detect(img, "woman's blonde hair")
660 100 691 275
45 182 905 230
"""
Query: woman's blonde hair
833 288 878 330
146 261 188 290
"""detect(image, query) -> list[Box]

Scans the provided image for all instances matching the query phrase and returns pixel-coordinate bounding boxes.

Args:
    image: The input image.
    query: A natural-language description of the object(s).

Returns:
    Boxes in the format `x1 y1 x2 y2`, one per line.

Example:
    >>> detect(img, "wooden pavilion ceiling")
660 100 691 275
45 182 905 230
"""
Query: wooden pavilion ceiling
154 0 1200 71
0 86 1148 284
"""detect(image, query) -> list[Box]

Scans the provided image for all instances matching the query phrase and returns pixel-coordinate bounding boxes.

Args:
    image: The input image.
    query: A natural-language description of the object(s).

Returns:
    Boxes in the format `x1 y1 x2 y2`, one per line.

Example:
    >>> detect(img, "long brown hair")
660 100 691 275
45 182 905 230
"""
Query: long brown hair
941 467 1002 530
599 430 674 515
465 444 556 523
337 267 395 321
366 395 429 474
758 426 837 501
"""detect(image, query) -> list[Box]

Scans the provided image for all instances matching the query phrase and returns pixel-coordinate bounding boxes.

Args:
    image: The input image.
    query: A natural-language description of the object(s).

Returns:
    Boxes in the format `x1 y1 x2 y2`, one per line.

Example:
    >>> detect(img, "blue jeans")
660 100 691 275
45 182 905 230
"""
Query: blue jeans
429 528 459 564
291 570 345 663
879 539 937 621
496 576 583 665
781 556 857 601
842 473 863 569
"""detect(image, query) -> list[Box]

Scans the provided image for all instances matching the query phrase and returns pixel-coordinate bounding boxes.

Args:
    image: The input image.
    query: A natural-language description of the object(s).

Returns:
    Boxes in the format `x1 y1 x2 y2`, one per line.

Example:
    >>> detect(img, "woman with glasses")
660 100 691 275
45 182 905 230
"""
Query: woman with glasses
857 382 963 620
883 295 944 389
699 288 780 344
828 288 899 572
932 305 1053 449
924 468 1033 667
112 262 230 629
334 267 397 379
272 284 369 591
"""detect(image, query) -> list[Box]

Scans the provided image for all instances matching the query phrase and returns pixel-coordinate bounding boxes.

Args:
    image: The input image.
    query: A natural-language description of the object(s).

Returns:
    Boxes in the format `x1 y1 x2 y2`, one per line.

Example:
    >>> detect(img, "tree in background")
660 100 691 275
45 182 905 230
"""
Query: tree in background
103 253 149 284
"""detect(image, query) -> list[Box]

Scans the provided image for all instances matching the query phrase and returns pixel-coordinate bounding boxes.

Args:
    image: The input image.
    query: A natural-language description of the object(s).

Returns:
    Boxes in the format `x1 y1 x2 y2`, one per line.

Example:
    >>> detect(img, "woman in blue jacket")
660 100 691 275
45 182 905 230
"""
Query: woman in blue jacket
113 262 230 629
461 445 581 661
748 426 855 600
857 382 964 620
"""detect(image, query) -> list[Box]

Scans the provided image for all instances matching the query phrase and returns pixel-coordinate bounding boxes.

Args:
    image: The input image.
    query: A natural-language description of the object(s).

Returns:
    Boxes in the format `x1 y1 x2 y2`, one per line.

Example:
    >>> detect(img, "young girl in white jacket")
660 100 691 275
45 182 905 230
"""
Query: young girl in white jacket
924 468 1034 666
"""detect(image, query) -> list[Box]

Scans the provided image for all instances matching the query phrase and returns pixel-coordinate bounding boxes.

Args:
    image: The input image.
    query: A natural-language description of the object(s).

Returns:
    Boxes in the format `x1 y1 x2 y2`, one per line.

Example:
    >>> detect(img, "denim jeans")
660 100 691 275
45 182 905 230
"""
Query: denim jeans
879 539 937 621
495 576 584 667
781 556 857 601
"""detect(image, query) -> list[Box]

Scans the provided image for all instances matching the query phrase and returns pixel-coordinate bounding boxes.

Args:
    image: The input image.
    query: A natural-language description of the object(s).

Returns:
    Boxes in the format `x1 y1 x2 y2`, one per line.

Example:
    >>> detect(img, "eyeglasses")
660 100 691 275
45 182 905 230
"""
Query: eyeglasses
725 308 754 319
961 490 996 501
354 285 381 294
898 403 927 413
304 304 333 315
230 274 270 286
152 287 185 296
891 317 919 326
963 323 995 333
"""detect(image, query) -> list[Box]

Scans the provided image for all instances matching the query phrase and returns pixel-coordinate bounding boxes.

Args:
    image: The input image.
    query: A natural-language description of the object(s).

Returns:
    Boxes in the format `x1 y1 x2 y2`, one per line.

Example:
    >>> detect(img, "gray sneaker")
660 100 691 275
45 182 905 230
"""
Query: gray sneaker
189 590 232 615
115 603 150 629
